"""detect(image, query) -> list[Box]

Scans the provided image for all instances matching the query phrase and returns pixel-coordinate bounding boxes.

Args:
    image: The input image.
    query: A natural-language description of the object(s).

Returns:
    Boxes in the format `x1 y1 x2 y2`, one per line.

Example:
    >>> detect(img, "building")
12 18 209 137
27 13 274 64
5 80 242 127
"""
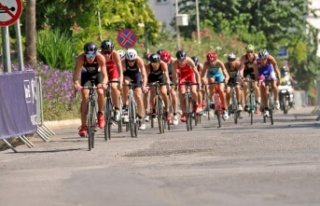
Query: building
305 0 320 56
148 0 177 32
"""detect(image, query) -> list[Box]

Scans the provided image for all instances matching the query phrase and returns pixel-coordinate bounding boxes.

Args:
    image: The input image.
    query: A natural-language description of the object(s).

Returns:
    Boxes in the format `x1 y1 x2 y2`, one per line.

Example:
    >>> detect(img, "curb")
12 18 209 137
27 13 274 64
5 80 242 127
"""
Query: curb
42 119 80 129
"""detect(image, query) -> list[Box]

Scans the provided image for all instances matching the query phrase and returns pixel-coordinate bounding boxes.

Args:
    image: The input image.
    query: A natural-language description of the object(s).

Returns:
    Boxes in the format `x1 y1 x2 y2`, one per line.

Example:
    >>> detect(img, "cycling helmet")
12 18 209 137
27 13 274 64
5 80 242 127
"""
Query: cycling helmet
176 50 187 60
281 66 288 72
149 53 161 63
227 53 236 61
156 49 165 55
125 48 138 60
101 39 114 51
84 42 98 54
118 50 126 59
191 56 199 66
160 51 171 63
206 51 217 62
246 44 255 52
258 49 269 59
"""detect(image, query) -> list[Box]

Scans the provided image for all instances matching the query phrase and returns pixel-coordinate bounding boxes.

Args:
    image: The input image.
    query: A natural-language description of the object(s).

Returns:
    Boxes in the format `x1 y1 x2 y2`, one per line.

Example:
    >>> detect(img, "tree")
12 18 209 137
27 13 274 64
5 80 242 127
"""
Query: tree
25 0 37 65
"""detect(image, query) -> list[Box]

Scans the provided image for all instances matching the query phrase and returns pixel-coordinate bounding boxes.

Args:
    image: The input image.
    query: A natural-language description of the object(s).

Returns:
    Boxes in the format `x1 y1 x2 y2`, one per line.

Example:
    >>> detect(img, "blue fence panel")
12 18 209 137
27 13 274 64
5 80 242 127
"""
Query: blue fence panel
0 71 37 139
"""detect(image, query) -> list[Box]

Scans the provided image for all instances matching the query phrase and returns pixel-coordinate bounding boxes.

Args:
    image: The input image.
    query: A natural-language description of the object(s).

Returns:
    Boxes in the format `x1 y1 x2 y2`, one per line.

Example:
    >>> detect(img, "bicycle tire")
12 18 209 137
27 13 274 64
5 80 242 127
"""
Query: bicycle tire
156 96 164 133
129 99 138 137
185 93 191 131
249 93 254 125
87 101 95 151
269 90 274 125
118 97 123 133
214 94 222 128
104 97 112 141
188 113 193 131
232 87 238 124
282 95 288 114
205 92 210 120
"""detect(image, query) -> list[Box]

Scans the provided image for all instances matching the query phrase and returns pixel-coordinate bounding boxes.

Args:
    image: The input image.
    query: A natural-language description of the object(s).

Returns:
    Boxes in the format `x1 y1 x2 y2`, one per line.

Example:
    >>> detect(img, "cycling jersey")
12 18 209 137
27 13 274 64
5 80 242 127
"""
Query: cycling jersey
167 61 173 80
148 64 166 85
225 62 239 85
257 58 276 81
123 60 142 88
177 62 196 88
106 53 119 80
243 54 257 80
207 63 224 83
81 56 102 86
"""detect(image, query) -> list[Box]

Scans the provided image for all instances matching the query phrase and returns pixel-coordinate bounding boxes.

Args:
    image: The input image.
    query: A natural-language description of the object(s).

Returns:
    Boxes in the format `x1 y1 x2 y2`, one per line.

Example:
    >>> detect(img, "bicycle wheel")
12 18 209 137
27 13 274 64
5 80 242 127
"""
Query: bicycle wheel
231 88 238 124
87 101 96 151
185 93 191 131
249 93 255 125
269 91 274 125
156 96 164 134
104 97 112 141
214 94 222 128
118 96 123 133
205 91 211 120
129 99 138 137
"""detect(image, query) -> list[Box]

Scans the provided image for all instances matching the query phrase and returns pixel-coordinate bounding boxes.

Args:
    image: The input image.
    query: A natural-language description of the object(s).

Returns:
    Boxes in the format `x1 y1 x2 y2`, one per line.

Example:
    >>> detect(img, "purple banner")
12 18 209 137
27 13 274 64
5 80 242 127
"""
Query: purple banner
0 71 37 139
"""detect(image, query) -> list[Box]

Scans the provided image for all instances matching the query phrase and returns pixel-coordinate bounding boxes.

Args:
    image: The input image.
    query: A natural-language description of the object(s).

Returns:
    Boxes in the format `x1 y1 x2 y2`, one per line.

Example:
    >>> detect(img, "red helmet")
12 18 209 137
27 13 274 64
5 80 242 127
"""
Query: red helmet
206 51 217 62
160 50 171 63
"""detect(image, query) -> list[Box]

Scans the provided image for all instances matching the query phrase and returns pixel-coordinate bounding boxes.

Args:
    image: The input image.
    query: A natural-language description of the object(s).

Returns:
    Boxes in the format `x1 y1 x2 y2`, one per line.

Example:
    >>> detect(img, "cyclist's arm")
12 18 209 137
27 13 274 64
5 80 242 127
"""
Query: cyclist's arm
113 51 123 85
73 54 84 86
137 57 147 88
201 62 208 84
97 53 108 84
172 60 178 84
161 61 170 84
270 56 281 80
188 58 201 86
253 61 259 81
239 55 246 79
218 60 229 83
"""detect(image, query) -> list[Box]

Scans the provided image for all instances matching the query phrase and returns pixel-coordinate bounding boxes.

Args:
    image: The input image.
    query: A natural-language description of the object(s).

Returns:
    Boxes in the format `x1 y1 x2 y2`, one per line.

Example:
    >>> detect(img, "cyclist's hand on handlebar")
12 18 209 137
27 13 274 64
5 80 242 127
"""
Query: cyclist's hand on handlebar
142 86 149 93
74 82 82 91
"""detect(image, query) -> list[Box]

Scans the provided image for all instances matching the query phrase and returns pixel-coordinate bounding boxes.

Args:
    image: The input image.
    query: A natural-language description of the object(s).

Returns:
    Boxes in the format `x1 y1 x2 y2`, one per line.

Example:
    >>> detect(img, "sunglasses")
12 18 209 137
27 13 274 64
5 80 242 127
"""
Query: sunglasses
102 50 112 55
86 53 96 59
128 59 136 63
247 51 254 54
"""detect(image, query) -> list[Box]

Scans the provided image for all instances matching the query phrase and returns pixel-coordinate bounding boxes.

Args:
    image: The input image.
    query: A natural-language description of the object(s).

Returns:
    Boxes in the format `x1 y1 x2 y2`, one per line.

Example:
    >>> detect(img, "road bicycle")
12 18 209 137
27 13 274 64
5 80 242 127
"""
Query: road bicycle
104 80 120 141
83 82 99 151
228 81 240 124
123 82 138 137
207 82 225 128
179 81 199 131
261 79 274 125
243 76 256 125
147 81 169 134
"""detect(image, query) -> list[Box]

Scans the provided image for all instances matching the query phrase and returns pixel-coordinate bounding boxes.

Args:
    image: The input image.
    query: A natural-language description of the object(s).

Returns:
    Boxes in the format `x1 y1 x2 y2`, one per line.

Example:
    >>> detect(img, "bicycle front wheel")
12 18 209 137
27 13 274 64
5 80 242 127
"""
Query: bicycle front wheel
104 98 112 141
129 100 138 137
156 96 164 134
87 101 96 151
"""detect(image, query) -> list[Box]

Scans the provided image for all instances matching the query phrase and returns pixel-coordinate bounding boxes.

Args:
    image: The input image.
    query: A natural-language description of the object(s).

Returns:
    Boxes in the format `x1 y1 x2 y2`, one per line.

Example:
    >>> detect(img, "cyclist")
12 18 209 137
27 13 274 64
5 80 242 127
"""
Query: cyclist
172 50 202 122
100 40 123 121
202 51 230 120
73 42 108 137
143 52 153 122
121 48 148 130
191 56 205 114
145 53 172 123
224 53 243 117
257 49 281 117
160 50 179 125
239 44 261 114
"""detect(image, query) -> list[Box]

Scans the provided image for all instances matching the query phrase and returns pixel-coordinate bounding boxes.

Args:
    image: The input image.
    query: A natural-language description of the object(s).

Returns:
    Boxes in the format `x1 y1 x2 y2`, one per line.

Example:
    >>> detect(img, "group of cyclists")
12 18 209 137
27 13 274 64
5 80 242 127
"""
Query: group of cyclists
73 40 295 137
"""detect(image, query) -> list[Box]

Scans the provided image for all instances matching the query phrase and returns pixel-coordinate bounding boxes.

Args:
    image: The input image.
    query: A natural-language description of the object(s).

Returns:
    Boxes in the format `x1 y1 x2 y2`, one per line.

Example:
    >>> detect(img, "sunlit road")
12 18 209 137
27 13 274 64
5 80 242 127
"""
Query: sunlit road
1 107 320 206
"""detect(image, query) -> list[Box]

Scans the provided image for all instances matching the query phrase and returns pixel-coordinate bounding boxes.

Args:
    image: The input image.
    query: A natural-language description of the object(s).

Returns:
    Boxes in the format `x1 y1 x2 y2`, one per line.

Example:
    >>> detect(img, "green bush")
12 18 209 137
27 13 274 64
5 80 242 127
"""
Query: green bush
37 29 77 70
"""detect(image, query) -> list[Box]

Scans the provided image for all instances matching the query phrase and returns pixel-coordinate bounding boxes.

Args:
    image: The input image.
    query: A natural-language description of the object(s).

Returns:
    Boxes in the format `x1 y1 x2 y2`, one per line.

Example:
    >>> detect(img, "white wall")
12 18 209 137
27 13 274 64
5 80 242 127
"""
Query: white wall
148 0 177 32
307 0 320 56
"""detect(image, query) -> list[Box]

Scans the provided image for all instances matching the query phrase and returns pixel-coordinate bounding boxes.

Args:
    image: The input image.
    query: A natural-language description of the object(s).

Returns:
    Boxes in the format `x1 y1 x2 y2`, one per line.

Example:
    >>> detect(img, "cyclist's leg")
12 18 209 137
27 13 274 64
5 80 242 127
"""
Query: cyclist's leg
78 74 92 136
132 72 145 129
95 73 106 128
178 80 187 121
225 82 231 109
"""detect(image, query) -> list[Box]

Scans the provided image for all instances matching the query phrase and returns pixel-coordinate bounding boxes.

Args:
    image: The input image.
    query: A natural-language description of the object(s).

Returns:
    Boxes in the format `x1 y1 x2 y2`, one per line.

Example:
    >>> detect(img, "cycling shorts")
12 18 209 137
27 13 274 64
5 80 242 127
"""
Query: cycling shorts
179 73 196 89
123 70 142 88
148 73 166 85
207 73 224 83
258 64 276 81
243 68 256 80
81 72 102 87
107 67 119 81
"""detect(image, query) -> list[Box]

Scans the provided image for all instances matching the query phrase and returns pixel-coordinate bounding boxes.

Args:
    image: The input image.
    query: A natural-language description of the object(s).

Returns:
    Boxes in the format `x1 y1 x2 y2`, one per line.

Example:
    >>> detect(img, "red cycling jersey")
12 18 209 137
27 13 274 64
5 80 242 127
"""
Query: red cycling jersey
177 62 196 88
106 53 120 80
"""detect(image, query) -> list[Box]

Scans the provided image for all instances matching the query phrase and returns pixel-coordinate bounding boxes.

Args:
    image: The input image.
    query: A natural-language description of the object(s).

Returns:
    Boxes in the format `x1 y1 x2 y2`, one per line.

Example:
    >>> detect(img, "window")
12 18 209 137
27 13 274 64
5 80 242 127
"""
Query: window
156 0 168 4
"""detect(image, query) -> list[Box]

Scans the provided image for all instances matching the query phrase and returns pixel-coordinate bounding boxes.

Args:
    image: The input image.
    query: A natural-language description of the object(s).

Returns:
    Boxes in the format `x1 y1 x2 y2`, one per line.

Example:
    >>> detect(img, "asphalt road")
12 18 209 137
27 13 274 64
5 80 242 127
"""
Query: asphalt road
1 107 320 206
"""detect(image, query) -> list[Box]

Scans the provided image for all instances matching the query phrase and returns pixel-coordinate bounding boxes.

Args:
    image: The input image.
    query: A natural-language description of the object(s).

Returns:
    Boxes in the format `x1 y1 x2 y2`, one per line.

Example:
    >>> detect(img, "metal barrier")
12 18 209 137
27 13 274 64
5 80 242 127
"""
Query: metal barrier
36 76 55 142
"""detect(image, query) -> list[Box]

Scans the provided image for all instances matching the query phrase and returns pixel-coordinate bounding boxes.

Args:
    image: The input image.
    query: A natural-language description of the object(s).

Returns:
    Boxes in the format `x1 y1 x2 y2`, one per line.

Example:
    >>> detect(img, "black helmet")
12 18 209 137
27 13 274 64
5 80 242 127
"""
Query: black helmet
191 56 199 66
84 42 98 54
156 49 165 55
281 66 288 73
227 53 236 61
149 53 161 63
258 49 269 59
176 50 187 60
101 39 114 51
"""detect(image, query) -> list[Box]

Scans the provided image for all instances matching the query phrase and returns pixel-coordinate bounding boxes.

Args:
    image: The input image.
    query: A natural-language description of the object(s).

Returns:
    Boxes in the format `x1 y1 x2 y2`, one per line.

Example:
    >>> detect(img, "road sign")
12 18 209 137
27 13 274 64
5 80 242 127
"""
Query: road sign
117 29 137 49
0 0 22 27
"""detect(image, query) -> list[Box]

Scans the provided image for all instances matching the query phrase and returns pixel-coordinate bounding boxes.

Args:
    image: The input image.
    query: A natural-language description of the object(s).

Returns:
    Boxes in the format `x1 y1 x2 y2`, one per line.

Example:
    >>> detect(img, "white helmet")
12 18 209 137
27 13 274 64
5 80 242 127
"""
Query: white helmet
118 50 126 59
125 48 138 60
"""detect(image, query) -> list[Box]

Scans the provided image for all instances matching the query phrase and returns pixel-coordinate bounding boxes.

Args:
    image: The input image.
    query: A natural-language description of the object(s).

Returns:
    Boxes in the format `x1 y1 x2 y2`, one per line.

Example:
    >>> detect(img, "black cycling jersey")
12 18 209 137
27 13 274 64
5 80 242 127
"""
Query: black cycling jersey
83 56 99 73
125 59 140 72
